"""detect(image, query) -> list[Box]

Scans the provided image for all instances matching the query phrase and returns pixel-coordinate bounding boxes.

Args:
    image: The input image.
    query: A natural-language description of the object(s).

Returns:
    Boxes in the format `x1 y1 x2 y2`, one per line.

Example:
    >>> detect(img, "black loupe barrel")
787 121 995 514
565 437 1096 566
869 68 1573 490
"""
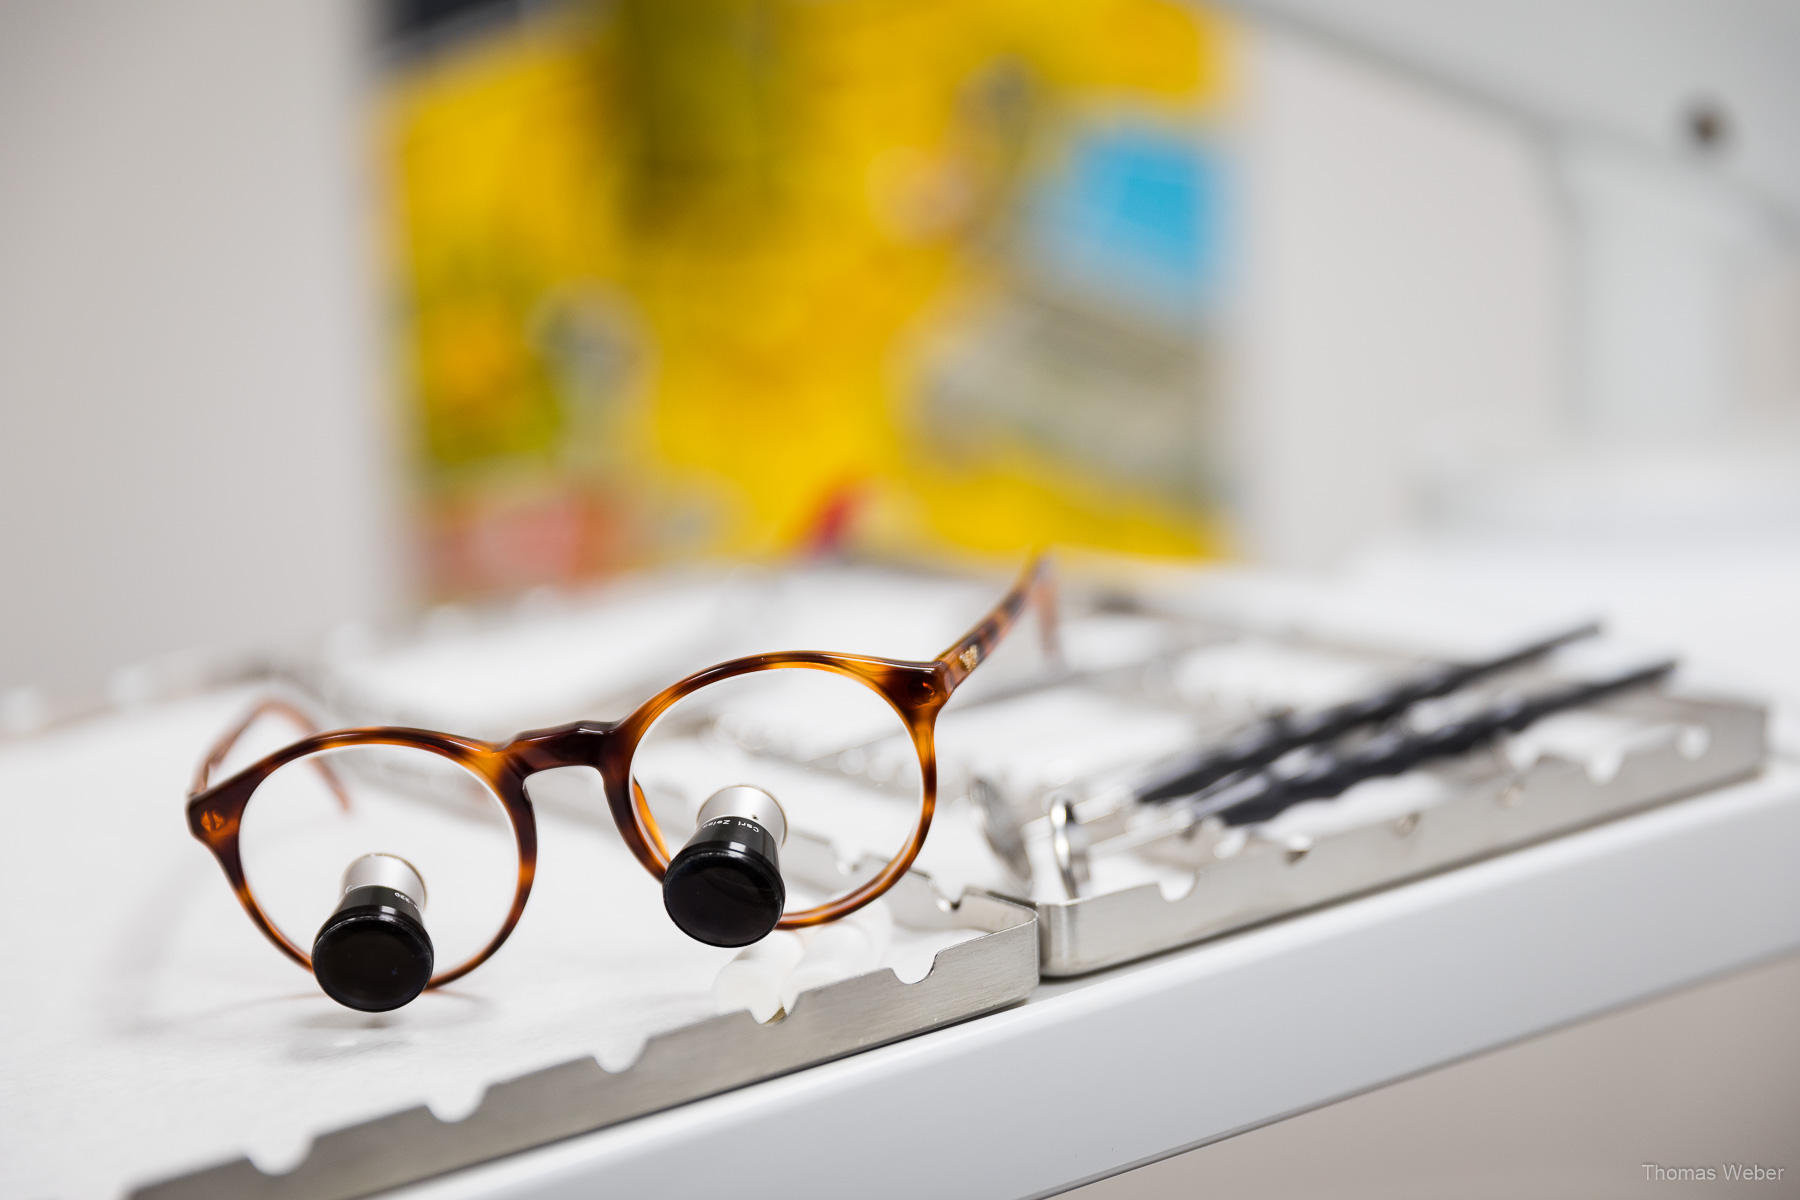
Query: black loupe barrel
662 785 788 947
312 853 434 1012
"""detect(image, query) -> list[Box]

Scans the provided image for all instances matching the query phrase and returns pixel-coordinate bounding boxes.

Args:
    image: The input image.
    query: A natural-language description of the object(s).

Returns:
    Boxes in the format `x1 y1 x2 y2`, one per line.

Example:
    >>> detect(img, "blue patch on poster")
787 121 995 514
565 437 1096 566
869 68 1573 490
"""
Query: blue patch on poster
1023 124 1222 324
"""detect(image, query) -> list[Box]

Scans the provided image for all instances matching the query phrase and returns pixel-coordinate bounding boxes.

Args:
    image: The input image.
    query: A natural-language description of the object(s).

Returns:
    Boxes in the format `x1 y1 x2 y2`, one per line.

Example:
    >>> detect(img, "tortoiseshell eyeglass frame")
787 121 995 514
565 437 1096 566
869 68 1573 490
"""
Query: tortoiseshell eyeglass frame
187 556 1059 990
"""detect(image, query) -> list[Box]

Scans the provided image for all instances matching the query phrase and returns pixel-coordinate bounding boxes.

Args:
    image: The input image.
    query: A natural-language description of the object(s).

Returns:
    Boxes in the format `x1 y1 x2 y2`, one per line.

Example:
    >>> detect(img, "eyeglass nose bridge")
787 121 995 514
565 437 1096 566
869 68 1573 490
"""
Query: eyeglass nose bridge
500 719 620 774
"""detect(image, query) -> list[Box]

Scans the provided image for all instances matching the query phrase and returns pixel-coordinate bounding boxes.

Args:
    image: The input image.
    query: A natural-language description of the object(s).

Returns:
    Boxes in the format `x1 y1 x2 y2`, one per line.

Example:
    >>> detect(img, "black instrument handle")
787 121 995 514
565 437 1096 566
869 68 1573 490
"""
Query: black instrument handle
1137 620 1601 805
1209 660 1674 827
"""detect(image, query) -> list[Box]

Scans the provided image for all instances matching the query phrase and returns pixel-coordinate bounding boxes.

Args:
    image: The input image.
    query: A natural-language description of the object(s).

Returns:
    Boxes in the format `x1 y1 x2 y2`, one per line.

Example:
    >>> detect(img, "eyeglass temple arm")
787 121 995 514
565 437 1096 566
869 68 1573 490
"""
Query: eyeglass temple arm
190 696 352 811
936 554 1061 695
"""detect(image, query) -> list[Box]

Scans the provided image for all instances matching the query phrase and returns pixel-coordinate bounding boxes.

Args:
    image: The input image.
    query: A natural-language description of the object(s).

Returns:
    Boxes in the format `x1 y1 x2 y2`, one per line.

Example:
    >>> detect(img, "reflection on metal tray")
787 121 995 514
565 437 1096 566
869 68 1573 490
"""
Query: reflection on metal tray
134 838 1037 1200
1030 685 1765 977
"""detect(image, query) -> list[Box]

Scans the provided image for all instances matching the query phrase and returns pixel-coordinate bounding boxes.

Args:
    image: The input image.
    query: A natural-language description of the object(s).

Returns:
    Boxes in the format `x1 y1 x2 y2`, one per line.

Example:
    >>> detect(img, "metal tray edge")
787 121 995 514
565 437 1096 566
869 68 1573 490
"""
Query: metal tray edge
1034 690 1767 976
131 893 1037 1200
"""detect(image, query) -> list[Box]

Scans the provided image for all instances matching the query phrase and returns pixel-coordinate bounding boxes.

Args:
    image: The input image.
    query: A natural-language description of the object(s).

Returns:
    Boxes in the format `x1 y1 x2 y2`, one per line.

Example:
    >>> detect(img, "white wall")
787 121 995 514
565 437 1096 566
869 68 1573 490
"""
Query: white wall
0 0 400 710
1231 26 1564 568
1216 0 1800 216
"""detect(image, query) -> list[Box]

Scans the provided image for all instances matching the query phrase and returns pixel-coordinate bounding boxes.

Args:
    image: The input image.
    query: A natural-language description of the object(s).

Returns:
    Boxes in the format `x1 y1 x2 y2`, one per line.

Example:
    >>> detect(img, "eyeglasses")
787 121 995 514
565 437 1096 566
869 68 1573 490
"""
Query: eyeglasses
187 556 1057 1010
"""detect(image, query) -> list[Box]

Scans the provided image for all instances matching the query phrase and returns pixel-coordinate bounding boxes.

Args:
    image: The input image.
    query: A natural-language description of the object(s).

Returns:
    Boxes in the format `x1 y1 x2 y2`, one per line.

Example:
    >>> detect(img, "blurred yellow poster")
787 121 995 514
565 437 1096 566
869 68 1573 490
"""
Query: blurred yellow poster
386 0 1235 598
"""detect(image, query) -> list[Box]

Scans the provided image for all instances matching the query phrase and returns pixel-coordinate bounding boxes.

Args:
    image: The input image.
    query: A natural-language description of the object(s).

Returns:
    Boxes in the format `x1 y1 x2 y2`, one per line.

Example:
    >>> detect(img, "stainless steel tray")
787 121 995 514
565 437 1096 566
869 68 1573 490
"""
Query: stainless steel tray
132 842 1036 1200
1028 685 1765 976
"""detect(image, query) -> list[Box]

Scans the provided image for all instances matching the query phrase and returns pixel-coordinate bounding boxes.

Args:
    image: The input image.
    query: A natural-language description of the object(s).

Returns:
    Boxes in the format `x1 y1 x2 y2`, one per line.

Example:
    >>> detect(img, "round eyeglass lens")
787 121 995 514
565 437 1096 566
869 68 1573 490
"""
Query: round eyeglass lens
631 668 924 915
237 744 520 976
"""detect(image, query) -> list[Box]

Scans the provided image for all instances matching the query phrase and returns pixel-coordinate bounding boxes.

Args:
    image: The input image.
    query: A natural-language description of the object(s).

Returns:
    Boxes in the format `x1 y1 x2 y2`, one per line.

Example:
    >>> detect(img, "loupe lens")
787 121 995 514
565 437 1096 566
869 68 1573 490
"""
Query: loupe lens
312 854 434 1011
663 786 787 946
